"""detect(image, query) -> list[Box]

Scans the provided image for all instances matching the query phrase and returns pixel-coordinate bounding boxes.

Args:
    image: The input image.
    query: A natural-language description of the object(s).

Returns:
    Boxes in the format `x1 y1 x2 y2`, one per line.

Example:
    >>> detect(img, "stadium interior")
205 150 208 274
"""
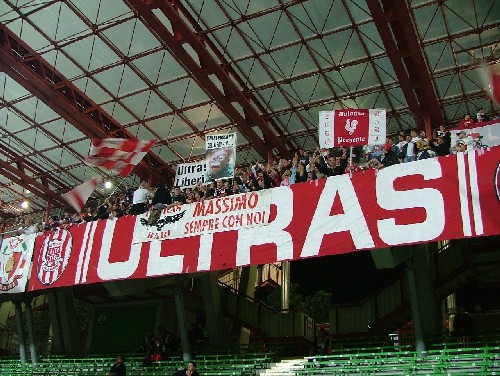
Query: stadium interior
0 0 500 375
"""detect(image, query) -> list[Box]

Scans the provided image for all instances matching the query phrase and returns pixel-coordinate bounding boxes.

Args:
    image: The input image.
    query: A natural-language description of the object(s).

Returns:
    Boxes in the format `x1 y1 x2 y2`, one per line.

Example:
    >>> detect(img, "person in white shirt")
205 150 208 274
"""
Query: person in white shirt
456 130 474 152
131 182 152 215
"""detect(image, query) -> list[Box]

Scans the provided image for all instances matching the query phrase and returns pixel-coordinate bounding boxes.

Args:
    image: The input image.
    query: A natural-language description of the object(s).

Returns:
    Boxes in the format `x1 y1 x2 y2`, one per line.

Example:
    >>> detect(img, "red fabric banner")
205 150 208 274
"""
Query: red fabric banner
319 109 386 147
28 147 500 291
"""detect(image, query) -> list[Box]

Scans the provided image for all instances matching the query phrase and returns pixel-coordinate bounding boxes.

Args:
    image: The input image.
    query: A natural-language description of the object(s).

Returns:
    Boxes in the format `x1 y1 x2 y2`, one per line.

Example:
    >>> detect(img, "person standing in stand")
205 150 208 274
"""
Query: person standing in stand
108 355 126 376
172 360 200 376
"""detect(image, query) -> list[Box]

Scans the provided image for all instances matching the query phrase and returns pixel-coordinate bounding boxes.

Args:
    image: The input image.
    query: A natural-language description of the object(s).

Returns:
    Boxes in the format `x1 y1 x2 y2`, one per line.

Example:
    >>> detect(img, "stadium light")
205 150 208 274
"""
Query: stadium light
104 181 113 189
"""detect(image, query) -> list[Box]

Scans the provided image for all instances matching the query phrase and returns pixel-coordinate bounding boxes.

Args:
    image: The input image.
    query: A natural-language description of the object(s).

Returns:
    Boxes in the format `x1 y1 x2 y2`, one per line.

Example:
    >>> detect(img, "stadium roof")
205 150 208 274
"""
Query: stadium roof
0 0 499 217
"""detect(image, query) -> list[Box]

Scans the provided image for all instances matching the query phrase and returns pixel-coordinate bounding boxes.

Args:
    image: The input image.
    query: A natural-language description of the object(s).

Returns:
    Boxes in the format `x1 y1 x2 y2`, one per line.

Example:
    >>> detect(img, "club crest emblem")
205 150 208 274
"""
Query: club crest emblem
37 229 72 285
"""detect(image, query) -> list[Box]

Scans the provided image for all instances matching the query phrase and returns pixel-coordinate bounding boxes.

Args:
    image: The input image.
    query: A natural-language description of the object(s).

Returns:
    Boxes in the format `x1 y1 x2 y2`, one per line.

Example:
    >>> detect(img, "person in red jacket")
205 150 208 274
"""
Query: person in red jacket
458 114 474 128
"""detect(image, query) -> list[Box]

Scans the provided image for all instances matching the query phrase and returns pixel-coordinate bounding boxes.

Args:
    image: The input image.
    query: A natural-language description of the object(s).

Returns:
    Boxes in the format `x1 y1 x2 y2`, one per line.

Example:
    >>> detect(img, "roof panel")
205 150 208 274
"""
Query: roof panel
0 108 30 134
211 26 253 60
169 137 199 158
158 78 209 108
151 144 179 164
15 19 51 51
413 4 445 41
186 0 230 29
257 87 289 112
425 42 455 72
132 51 187 85
72 77 113 104
120 90 153 119
126 125 156 141
287 4 320 38
0 74 31 102
235 58 272 87
42 119 86 144
443 1 476 33
101 102 137 125
182 104 229 130
344 0 371 24
358 22 384 55
64 35 121 71
146 115 176 139
95 0 133 25
41 50 84 80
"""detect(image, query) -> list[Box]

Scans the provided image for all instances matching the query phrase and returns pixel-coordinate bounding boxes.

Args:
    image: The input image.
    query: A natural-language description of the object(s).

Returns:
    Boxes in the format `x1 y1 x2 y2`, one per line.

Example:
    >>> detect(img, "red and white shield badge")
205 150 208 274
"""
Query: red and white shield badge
36 228 73 285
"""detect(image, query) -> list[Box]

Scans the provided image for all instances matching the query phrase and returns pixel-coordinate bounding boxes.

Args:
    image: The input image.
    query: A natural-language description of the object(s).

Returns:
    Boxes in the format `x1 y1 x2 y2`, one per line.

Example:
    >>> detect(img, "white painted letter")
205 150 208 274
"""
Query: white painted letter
236 187 293 266
301 175 374 257
97 220 141 280
377 159 445 245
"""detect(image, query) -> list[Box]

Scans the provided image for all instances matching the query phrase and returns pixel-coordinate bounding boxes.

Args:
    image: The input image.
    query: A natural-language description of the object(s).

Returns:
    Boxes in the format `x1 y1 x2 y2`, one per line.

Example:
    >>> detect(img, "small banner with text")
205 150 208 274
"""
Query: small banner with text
205 133 237 182
319 109 386 147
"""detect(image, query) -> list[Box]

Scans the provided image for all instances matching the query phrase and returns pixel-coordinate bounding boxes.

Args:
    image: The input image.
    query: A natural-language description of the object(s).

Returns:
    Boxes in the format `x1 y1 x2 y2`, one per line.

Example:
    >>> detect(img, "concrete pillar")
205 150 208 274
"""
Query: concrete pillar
200 272 229 346
24 299 38 364
174 288 191 362
47 292 64 353
236 266 257 344
281 261 290 311
47 288 83 354
57 288 83 353
14 302 27 365
405 244 441 355
405 258 425 355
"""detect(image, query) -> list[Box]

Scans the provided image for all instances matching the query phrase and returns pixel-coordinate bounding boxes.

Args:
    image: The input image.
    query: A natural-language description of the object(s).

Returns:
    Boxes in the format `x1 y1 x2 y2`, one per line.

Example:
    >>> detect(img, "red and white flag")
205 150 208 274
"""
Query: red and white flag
85 138 157 177
485 63 500 104
319 109 386 147
62 177 101 212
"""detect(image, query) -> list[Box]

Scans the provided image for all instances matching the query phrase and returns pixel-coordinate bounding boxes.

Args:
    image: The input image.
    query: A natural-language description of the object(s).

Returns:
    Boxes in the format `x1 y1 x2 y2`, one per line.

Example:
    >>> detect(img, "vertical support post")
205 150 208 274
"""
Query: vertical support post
424 113 432 138
47 292 64 353
174 288 192 362
281 261 290 311
45 199 52 224
200 272 229 346
405 243 440 356
236 266 257 344
24 299 38 364
267 149 274 165
405 257 426 355
14 302 27 365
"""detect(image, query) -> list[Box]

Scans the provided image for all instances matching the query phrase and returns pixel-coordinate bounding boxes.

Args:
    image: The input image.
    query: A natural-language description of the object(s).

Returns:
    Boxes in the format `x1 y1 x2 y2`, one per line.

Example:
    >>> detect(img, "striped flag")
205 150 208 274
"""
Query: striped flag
62 177 101 213
85 138 157 177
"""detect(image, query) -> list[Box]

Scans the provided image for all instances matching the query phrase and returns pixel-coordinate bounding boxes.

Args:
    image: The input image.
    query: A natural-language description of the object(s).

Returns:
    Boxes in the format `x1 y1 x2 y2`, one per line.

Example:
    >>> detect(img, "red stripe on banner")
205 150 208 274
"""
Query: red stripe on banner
69 190 85 212
28 148 500 291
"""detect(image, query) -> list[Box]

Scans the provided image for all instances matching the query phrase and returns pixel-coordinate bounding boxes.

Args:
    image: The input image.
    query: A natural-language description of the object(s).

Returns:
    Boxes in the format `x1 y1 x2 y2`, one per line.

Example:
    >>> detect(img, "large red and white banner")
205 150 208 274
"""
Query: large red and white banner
0 234 36 293
134 191 272 243
319 109 386 147
28 147 500 291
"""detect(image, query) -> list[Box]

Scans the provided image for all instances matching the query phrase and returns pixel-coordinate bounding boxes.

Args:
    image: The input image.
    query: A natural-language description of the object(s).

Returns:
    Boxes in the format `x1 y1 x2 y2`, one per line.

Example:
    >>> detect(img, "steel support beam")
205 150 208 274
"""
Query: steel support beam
367 0 445 129
0 23 174 184
126 0 291 159
0 161 66 206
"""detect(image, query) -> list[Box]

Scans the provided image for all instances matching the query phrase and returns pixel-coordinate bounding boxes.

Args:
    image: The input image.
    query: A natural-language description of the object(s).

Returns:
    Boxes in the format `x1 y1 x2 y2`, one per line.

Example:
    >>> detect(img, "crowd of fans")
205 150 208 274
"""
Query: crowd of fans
1 110 496 236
